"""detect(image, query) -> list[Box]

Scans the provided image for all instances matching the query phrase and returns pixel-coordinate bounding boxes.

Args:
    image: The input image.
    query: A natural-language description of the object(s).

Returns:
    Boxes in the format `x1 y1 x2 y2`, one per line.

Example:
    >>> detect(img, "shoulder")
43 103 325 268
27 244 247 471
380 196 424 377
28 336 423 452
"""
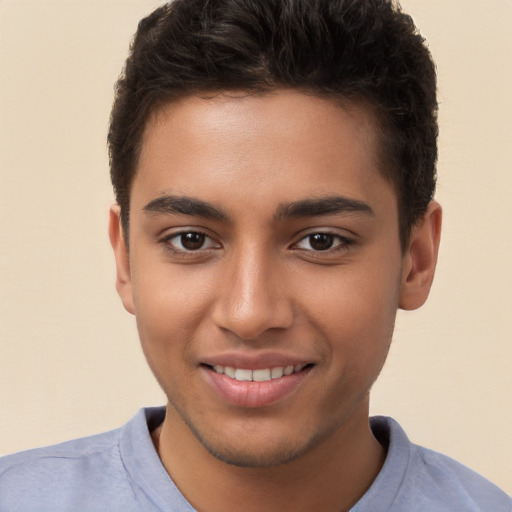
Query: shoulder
0 425 121 472
409 443 511 511
0 427 135 512
0 407 168 512
362 416 511 512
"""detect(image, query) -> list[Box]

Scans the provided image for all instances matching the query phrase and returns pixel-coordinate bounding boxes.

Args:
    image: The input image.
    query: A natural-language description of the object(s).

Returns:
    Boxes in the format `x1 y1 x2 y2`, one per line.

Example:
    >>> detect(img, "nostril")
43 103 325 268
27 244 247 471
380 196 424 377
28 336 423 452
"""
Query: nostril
211 294 294 341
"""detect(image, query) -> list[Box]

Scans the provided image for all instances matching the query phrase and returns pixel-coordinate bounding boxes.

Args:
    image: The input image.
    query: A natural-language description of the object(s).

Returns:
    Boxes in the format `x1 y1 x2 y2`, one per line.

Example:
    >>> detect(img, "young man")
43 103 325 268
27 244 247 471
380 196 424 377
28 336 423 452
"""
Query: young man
0 0 510 510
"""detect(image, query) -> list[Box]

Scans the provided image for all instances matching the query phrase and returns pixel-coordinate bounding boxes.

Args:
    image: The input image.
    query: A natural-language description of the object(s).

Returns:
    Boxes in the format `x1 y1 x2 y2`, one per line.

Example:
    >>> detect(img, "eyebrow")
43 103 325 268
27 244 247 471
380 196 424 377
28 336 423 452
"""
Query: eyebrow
143 195 227 220
142 194 374 222
274 195 374 220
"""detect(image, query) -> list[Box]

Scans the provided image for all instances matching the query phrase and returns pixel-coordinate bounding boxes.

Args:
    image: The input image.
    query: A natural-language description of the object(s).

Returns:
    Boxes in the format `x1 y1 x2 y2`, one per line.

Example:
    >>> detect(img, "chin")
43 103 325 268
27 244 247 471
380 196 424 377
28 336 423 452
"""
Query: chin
186 418 326 468
203 441 310 468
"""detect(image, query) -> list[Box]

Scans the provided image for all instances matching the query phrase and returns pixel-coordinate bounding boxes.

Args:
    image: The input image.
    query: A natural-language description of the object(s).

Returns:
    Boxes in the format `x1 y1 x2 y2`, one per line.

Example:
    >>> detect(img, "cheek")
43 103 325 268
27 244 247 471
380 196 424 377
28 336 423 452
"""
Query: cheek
130 265 213 361
304 263 401 363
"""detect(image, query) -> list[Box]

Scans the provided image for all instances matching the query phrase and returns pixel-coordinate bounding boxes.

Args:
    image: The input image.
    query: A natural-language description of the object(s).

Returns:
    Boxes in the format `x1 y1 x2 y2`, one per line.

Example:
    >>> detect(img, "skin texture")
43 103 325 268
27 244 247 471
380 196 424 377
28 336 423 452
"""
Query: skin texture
109 90 441 512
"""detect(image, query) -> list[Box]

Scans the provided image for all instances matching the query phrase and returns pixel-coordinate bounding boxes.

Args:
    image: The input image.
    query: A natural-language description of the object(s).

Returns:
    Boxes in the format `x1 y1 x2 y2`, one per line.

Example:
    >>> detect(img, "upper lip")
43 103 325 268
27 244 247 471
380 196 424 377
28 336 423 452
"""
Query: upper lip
201 352 314 370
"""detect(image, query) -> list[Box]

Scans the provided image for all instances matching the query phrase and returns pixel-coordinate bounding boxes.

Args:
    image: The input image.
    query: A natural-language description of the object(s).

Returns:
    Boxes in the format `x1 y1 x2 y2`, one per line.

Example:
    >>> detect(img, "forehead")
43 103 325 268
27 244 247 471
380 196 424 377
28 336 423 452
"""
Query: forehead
142 90 380 162
132 90 396 217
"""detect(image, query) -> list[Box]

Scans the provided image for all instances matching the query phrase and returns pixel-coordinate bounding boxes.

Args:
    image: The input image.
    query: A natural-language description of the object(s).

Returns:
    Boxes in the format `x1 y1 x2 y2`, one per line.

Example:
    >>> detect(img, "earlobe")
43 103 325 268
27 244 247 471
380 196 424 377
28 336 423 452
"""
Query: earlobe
108 205 136 315
399 201 442 311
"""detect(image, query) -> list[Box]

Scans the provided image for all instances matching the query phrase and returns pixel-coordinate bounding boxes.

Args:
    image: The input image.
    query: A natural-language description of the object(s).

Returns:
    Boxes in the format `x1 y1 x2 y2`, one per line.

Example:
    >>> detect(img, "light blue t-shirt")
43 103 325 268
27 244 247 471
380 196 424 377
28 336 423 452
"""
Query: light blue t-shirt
0 407 510 511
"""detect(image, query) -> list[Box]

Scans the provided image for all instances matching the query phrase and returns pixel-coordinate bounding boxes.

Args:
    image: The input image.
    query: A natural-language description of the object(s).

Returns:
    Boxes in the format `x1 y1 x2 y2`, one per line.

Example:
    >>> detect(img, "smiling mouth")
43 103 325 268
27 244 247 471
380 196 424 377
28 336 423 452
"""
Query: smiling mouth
207 364 311 382
202 362 314 407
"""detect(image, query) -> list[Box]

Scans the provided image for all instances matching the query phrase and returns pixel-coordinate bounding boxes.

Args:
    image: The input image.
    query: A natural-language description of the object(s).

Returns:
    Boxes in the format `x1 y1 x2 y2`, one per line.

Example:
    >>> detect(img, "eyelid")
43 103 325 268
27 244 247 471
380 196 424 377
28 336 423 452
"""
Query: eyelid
159 228 222 254
291 230 356 252
157 226 355 257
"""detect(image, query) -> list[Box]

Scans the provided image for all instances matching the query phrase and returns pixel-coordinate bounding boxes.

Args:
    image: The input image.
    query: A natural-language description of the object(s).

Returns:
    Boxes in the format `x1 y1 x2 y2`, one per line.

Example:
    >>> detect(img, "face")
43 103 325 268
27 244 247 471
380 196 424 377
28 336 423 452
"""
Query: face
111 90 425 467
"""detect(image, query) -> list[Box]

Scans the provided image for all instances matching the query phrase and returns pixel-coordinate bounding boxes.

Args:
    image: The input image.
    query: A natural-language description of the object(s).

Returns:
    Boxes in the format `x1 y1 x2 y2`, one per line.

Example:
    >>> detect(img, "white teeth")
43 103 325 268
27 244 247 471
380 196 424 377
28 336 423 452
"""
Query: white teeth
211 364 307 381
252 369 271 382
224 366 236 378
234 369 253 381
271 367 284 379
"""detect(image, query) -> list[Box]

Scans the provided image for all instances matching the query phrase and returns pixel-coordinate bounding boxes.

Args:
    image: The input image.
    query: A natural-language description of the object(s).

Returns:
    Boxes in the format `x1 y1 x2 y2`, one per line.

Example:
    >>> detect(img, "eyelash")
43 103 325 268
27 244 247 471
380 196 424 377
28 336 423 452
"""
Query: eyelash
158 230 355 258
159 230 220 258
292 232 355 254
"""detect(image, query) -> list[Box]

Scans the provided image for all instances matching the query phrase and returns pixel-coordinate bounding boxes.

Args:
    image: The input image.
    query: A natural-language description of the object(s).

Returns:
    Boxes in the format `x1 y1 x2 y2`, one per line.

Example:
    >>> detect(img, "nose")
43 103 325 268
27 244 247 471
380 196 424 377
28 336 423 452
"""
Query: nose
211 248 294 340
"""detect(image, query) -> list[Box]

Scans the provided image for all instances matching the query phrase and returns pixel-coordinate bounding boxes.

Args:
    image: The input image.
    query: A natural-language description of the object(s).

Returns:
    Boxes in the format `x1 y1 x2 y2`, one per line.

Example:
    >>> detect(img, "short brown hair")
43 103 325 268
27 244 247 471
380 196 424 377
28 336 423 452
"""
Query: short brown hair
108 0 438 248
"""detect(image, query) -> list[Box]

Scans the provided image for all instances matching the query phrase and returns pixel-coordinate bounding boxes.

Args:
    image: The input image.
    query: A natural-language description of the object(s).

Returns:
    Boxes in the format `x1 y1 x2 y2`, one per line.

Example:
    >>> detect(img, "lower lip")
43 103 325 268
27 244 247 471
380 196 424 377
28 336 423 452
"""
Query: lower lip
202 366 311 408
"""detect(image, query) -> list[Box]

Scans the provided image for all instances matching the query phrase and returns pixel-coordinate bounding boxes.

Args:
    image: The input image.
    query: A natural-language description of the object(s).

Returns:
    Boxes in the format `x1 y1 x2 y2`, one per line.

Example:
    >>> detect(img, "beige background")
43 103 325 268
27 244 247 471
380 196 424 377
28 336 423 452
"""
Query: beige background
1 0 511 494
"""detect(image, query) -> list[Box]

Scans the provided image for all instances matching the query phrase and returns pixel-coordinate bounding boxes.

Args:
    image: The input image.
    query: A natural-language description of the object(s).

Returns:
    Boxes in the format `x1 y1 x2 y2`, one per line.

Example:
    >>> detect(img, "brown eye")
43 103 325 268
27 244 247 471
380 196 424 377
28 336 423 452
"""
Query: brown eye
294 232 354 253
162 230 220 254
308 233 335 251
180 232 206 250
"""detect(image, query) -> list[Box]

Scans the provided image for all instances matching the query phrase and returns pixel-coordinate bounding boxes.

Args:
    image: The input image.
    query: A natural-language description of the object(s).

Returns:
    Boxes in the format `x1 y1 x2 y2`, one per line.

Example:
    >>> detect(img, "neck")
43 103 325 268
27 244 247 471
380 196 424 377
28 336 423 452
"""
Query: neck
152 398 385 512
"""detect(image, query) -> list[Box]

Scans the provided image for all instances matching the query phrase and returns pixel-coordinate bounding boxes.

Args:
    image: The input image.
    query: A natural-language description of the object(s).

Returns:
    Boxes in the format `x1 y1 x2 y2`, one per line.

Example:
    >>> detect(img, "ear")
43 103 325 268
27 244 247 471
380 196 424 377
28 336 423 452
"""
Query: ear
108 204 135 315
399 201 442 311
